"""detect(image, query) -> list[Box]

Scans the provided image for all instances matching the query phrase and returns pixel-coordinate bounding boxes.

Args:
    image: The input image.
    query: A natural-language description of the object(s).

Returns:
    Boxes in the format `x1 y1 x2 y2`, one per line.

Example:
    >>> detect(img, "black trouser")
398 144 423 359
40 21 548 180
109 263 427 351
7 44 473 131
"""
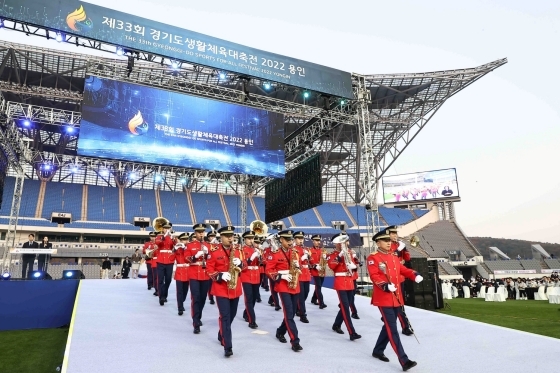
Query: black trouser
208 280 214 301
151 266 158 294
122 267 130 279
277 292 300 345
21 256 35 279
349 280 358 315
242 282 260 323
311 276 325 305
260 272 269 290
37 255 47 273
519 289 527 298
374 307 411 368
157 263 173 300
190 279 210 327
334 290 356 334
217 297 239 350
268 278 280 306
176 280 189 311
297 281 310 316
146 261 154 288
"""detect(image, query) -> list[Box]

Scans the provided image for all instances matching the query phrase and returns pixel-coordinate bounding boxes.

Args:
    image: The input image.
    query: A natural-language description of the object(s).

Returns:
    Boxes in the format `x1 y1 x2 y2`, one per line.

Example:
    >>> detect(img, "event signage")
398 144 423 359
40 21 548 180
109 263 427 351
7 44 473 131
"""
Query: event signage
382 168 460 204
493 270 537 275
78 76 285 177
0 0 354 99
541 269 560 274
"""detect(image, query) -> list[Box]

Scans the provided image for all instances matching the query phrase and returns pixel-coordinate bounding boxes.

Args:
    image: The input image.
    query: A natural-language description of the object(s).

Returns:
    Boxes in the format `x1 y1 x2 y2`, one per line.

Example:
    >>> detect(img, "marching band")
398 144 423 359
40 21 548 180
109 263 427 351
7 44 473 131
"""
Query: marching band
139 219 421 370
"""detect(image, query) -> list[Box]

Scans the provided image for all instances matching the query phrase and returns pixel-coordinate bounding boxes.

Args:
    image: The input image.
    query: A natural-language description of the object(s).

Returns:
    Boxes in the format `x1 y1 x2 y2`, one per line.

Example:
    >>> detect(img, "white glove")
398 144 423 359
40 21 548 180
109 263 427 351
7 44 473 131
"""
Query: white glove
221 272 231 281
164 230 171 237
233 258 241 266
352 253 357 258
415 275 423 283
174 243 185 249
202 246 209 254
301 254 308 261
348 263 357 270
278 270 290 275
293 260 300 268
281 274 293 282
322 254 327 259
338 251 344 258
250 252 259 260
194 250 204 258
397 241 406 252
315 265 322 271
388 283 397 292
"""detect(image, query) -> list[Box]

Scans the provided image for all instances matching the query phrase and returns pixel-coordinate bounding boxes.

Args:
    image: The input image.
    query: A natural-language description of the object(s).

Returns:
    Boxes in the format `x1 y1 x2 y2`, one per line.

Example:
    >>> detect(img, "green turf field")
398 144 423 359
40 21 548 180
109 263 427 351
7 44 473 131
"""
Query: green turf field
438 298 560 339
0 327 68 373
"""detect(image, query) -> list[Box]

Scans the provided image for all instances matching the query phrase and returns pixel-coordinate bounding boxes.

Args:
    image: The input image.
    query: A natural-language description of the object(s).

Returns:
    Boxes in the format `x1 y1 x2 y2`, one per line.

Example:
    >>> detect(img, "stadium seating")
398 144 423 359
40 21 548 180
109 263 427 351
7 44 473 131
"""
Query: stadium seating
484 261 524 272
314 202 351 226
159 190 193 225
252 196 265 221
544 259 560 269
379 207 414 226
190 193 228 225
222 194 258 226
412 221 480 258
87 185 120 222
42 182 82 220
123 188 158 223
413 209 430 219
518 259 542 272
0 176 16 216
18 179 41 218
290 208 321 227
439 262 462 275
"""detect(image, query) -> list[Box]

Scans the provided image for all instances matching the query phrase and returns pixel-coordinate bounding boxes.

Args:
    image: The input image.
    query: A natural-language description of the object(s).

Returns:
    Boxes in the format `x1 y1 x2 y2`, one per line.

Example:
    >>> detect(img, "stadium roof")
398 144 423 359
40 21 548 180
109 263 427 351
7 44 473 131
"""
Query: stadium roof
0 40 506 203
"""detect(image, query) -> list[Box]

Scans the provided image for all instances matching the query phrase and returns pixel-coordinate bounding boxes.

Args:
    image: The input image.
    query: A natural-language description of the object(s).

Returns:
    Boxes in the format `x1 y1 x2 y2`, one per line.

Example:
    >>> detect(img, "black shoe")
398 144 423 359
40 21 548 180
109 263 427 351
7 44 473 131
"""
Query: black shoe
276 332 287 343
256 298 262 303
264 288 270 292
193 327 200 334
198 321 203 327
402 360 417 371
224 348 233 357
291 343 303 352
210 299 215 305
332 325 344 334
372 352 390 362
311 300 318 305
268 301 275 306
248 322 258 329
275 306 281 311
295 311 301 317
148 286 152 290
163 298 167 303
243 316 249 322
319 304 327 309
159 299 165 306
402 329 414 336
178 310 183 316
300 316 309 323
350 333 362 341
218 333 223 345
351 314 360 320
153 292 158 296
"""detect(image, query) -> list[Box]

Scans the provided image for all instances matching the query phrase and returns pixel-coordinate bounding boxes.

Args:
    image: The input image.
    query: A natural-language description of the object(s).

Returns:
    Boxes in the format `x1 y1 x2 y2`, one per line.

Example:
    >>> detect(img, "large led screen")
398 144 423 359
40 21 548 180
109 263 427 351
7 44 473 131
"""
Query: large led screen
382 168 460 204
78 76 285 177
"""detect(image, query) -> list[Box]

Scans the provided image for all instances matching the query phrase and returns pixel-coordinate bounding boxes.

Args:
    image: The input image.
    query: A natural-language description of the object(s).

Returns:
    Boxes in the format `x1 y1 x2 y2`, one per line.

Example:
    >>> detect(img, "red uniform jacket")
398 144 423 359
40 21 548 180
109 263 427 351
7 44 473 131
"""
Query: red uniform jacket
142 241 156 265
266 248 301 294
154 234 176 264
241 245 261 284
206 244 246 299
367 251 417 307
258 247 265 274
185 240 210 281
350 249 360 280
327 250 355 291
295 245 311 282
309 247 327 277
390 241 411 262
174 247 189 281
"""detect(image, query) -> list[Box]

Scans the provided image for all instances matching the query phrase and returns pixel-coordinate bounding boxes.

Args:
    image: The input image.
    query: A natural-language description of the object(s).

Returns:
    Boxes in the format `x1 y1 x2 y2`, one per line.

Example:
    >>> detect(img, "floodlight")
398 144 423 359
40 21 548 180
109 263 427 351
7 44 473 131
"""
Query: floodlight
263 83 271 90
303 92 310 98
1 272 11 280
55 32 63 42
116 47 124 56
219 72 226 80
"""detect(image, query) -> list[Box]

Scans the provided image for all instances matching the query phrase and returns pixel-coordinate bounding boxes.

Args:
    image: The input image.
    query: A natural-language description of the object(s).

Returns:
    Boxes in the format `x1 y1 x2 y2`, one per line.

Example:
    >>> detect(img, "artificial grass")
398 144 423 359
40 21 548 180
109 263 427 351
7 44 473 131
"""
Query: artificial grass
438 298 560 339
0 327 68 373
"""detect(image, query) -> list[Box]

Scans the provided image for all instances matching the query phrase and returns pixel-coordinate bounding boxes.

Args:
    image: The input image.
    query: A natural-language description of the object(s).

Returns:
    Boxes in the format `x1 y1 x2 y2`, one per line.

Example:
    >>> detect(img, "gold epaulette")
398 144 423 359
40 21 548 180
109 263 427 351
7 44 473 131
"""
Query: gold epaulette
210 245 219 252
371 251 378 255
271 247 279 253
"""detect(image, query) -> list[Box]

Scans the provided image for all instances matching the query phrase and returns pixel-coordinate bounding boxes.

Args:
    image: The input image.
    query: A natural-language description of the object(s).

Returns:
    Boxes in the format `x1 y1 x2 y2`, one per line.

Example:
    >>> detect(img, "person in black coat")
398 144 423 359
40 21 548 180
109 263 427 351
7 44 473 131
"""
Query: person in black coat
38 236 52 273
21 234 39 279
121 256 132 279
101 257 112 279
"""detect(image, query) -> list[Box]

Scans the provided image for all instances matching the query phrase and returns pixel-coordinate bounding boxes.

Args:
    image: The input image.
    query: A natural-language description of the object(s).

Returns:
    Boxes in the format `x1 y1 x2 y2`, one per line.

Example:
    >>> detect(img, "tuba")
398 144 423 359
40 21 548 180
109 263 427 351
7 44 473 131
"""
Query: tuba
152 217 170 233
250 220 268 241
410 235 420 248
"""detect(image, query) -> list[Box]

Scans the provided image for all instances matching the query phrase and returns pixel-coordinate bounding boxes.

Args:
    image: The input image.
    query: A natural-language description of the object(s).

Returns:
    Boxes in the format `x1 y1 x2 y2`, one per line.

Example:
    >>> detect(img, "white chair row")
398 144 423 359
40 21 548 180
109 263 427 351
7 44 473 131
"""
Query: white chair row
442 283 453 299
485 285 506 302
548 287 560 304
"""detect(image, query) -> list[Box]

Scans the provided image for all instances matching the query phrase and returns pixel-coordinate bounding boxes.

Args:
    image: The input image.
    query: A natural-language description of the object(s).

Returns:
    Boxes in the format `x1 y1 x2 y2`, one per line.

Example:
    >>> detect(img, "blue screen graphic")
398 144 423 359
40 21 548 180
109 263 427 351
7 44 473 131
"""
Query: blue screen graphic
78 76 285 177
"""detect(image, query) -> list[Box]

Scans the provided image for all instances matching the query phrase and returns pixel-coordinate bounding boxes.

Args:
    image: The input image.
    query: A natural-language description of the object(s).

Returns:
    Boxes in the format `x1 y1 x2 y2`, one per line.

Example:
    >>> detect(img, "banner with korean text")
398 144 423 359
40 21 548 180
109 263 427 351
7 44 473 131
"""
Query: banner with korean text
0 0 353 98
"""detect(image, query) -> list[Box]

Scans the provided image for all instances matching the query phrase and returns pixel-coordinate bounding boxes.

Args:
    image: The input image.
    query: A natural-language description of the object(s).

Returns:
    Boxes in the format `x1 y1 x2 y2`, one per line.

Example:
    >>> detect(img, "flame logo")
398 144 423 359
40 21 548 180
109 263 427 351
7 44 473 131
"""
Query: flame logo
128 111 149 135
66 5 93 32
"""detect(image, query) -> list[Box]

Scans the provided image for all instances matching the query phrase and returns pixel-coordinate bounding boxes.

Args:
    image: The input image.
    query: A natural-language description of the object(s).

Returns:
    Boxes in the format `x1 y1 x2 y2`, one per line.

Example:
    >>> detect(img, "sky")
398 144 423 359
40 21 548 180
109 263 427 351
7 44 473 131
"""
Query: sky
1 0 559 243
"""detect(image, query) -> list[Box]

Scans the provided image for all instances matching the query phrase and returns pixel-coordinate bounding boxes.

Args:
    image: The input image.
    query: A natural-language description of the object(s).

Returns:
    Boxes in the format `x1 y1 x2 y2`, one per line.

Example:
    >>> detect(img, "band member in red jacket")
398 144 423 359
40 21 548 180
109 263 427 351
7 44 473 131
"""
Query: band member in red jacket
142 232 157 291
367 229 423 371
388 225 413 335
309 235 327 308
174 233 190 316
155 223 177 306
206 225 246 357
206 231 218 305
185 223 211 334
264 243 281 311
241 231 261 329
293 231 310 323
254 236 263 303
328 233 361 341
266 230 303 352
349 246 361 320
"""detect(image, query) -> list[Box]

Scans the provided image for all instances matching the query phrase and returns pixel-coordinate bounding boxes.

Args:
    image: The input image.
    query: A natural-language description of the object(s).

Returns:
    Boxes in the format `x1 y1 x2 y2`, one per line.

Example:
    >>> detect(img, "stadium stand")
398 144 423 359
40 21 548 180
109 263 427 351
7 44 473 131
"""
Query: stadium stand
379 207 414 226
314 202 352 226
290 208 321 227
123 188 158 222
252 196 265 221
0 217 54 227
18 179 41 218
345 204 371 226
65 221 139 230
190 192 227 225
0 176 15 216
41 181 83 220
544 258 560 269
87 185 120 222
159 190 193 225
222 195 258 226
484 261 524 272
439 261 462 275
519 259 544 271
413 209 430 219
413 220 480 258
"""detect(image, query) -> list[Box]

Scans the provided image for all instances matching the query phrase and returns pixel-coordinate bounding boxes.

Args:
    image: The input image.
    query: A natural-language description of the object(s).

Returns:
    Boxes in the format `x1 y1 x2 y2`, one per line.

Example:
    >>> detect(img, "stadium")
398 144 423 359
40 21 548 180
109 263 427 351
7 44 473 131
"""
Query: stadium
0 2 558 373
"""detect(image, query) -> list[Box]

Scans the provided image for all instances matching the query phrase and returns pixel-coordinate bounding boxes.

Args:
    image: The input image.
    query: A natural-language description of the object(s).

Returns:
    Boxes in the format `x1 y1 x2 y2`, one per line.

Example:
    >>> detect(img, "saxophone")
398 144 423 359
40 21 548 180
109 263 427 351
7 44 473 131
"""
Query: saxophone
227 244 242 290
288 248 302 289
318 248 328 277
